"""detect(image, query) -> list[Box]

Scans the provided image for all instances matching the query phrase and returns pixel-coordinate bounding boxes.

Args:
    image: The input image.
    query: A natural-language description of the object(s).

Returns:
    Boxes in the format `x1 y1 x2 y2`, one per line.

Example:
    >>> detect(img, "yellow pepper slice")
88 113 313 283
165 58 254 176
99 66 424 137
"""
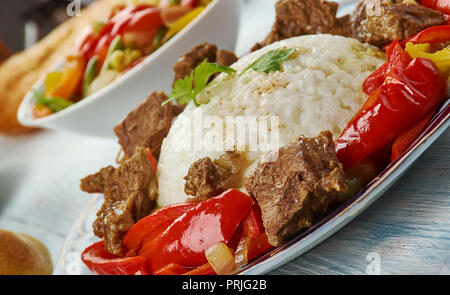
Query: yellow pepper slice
47 55 85 100
44 72 63 97
200 0 213 5
405 42 450 76
162 6 205 43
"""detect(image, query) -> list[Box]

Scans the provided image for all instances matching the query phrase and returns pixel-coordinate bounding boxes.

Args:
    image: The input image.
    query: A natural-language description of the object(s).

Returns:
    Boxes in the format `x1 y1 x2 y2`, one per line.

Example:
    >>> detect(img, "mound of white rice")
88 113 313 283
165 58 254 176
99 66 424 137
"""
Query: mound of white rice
157 34 385 206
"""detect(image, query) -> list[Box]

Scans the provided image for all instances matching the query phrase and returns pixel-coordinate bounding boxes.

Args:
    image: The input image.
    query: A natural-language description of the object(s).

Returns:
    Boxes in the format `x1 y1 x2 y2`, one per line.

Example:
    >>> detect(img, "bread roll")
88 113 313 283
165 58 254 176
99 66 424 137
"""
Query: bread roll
0 229 53 275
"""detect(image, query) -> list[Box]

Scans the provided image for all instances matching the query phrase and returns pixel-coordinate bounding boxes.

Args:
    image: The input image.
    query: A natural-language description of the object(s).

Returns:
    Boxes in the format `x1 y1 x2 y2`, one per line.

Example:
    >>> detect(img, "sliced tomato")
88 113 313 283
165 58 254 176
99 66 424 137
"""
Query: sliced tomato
123 8 164 32
181 0 201 7
123 29 158 51
161 6 192 27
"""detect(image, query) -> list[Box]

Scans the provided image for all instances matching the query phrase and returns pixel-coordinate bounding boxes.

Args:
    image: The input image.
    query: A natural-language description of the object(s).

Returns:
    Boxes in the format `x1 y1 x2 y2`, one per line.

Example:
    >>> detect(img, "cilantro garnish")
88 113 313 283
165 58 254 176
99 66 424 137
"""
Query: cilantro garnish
163 60 236 107
238 48 297 76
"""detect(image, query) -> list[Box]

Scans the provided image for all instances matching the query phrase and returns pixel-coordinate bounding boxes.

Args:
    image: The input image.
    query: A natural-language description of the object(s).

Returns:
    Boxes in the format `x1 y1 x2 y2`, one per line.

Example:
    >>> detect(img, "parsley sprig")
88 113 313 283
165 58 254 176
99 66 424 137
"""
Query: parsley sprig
162 60 236 107
238 48 297 76
162 48 297 107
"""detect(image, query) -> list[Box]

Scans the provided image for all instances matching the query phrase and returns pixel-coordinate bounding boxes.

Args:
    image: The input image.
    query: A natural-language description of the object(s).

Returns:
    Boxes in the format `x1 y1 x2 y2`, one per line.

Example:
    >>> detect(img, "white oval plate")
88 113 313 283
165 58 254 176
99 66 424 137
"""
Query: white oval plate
53 99 449 275
53 0 450 275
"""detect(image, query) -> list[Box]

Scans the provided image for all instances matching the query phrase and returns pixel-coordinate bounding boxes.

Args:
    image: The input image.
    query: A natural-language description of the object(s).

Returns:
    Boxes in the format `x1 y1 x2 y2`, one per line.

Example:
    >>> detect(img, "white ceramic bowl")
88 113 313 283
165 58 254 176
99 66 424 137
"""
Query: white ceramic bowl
18 0 241 138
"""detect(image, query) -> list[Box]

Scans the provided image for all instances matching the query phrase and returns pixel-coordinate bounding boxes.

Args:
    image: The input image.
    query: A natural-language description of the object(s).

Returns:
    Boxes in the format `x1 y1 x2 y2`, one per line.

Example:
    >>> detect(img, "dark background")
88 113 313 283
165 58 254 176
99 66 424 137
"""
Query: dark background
0 0 91 53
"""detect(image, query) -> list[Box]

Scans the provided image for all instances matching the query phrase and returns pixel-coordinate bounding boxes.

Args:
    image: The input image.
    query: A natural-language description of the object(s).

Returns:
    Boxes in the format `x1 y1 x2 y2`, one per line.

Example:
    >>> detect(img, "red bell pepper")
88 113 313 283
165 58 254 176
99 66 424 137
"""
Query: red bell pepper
183 263 216 275
242 205 265 239
363 39 412 95
400 25 450 46
123 203 195 253
82 240 147 275
335 40 447 169
390 109 436 162
420 0 450 15
154 263 189 275
247 233 275 262
181 0 201 7
147 149 158 173
159 0 200 8
142 189 254 271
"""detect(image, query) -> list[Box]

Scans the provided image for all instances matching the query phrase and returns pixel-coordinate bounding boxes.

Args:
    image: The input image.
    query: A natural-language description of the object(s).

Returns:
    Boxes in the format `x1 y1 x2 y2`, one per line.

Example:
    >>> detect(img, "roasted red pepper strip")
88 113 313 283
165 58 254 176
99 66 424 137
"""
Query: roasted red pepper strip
143 189 254 271
242 205 265 239
154 263 189 275
363 40 412 95
82 240 147 275
390 109 436 162
147 149 158 173
123 203 195 253
420 0 450 15
247 233 275 262
183 263 216 275
335 40 447 169
400 25 450 46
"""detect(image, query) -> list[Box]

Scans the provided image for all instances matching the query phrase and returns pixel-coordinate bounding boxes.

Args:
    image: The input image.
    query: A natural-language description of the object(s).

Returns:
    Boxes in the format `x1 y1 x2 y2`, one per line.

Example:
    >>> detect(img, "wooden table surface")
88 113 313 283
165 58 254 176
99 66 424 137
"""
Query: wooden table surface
0 0 449 275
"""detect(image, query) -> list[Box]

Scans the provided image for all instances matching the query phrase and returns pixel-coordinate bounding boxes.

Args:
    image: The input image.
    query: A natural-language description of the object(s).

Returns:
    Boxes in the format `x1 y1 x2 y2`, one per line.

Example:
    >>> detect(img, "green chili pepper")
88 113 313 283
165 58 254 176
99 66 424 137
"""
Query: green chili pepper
101 35 125 72
33 90 74 113
83 56 99 98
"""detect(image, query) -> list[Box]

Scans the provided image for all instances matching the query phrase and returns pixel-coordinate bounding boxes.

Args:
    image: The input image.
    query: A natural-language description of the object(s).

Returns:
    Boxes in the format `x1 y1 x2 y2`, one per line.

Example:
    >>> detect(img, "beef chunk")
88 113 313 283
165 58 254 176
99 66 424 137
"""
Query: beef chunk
245 131 347 246
328 14 352 37
351 1 444 47
184 152 244 202
114 91 182 160
251 0 350 51
80 166 115 194
216 49 239 68
80 148 157 256
172 43 238 85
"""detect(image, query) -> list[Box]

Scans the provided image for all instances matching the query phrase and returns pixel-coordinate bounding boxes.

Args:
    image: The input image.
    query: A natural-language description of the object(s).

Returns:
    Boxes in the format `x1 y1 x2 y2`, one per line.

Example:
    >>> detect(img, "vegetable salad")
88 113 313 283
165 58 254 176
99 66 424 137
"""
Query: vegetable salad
32 0 212 118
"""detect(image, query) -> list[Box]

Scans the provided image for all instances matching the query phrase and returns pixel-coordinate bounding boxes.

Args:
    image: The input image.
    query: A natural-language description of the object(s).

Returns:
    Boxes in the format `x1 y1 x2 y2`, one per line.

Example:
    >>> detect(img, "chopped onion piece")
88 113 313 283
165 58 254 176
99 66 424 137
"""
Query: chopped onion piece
235 237 251 268
205 242 236 275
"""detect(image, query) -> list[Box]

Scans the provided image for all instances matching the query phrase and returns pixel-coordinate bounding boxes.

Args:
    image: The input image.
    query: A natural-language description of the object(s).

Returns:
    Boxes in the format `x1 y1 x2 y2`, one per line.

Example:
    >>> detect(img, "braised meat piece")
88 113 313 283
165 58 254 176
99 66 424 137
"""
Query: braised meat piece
80 166 115 194
351 0 444 47
216 49 239 68
113 91 182 160
172 43 238 85
184 152 244 202
80 148 158 256
251 0 351 51
245 131 347 246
